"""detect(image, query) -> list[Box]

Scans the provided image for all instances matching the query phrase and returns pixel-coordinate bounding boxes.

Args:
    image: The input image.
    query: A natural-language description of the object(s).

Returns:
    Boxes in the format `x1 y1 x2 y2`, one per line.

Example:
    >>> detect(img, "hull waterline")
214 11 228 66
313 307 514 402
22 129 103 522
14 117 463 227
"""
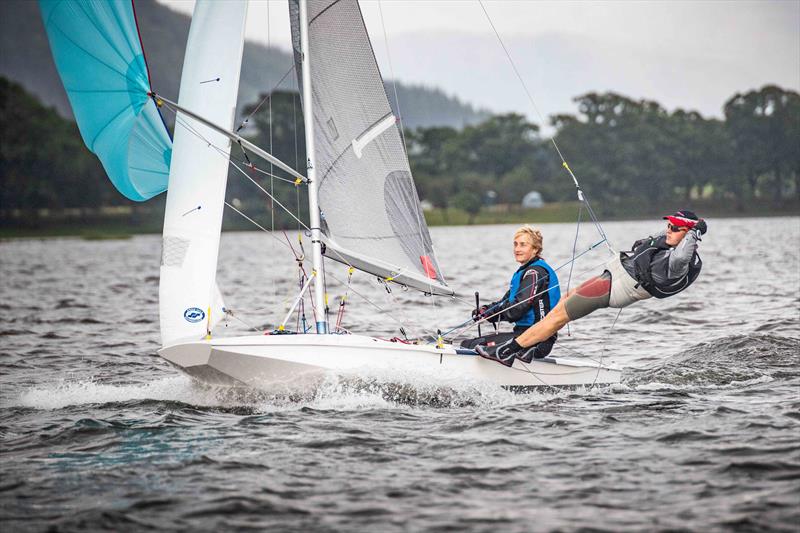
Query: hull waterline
158 334 621 392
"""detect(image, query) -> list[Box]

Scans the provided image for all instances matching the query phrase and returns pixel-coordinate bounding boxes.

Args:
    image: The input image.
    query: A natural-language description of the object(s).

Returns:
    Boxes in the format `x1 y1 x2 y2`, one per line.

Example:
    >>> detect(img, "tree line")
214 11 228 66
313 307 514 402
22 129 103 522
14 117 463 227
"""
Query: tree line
408 87 798 218
2 77 798 228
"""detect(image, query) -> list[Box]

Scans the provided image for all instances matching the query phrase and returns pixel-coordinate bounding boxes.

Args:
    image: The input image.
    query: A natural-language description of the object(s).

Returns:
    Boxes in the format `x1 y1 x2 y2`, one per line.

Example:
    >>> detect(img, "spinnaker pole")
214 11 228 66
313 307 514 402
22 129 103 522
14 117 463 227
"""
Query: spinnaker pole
150 93 306 183
299 0 328 334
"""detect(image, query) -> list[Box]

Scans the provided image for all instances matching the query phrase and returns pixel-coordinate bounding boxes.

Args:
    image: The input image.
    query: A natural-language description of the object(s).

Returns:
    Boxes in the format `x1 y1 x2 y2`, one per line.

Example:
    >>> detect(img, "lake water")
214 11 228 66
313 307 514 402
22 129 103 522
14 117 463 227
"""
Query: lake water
1 217 799 531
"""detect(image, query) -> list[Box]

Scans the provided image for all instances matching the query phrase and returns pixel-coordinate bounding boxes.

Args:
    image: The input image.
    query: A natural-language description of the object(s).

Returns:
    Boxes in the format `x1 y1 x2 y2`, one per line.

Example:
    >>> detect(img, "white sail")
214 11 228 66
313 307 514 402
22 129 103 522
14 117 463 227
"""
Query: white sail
290 0 453 296
159 0 248 346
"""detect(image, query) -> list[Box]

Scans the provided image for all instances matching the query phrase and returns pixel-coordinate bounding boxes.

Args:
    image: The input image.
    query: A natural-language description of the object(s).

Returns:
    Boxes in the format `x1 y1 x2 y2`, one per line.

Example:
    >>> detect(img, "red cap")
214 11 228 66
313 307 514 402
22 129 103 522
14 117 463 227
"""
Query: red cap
663 210 698 228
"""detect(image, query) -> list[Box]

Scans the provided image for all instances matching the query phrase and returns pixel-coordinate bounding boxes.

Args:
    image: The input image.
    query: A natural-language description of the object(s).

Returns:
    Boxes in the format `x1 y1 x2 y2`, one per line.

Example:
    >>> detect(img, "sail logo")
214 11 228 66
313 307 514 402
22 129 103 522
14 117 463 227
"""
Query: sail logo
184 307 206 323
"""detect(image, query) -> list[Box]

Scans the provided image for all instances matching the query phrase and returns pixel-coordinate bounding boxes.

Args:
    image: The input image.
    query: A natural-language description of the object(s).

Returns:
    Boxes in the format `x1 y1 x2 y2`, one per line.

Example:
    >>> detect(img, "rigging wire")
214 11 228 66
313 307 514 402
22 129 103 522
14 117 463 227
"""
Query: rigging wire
224 198 425 335
161 99 302 185
564 203 584 337
441 244 609 338
234 64 296 134
265 0 279 312
477 0 611 251
167 106 442 338
170 99 617 352
474 0 629 371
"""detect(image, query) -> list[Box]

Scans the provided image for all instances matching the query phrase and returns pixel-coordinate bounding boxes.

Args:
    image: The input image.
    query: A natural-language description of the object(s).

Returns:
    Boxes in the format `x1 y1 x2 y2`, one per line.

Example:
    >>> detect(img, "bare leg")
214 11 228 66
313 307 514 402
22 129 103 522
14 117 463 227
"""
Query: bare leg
515 272 611 348
515 300 571 347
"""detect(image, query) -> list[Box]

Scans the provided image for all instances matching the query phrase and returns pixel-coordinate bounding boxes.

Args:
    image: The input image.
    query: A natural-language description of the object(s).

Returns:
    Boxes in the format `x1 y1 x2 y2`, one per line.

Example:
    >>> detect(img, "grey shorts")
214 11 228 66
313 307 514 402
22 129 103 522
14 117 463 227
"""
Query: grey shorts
563 270 612 320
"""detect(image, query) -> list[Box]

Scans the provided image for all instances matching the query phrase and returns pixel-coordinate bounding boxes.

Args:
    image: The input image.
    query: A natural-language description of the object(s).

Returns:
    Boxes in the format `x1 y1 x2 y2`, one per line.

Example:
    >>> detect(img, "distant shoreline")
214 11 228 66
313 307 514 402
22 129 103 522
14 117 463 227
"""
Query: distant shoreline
2 201 797 240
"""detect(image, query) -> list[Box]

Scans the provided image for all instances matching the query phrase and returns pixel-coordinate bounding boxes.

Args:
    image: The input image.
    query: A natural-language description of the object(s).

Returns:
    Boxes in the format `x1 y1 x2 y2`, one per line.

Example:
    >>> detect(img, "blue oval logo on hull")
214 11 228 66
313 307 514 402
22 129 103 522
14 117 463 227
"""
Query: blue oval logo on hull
184 307 205 323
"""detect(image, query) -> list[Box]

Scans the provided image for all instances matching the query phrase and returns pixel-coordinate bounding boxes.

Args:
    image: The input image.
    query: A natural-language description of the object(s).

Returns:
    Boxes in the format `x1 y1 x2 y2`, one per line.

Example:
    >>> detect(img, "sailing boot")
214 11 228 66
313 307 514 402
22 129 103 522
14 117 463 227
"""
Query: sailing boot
515 334 557 363
475 338 522 367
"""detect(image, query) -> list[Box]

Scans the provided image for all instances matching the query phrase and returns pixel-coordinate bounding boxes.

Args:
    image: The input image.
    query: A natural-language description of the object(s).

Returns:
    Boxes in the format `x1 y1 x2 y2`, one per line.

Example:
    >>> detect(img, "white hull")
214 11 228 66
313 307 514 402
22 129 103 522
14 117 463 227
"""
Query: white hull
158 334 621 392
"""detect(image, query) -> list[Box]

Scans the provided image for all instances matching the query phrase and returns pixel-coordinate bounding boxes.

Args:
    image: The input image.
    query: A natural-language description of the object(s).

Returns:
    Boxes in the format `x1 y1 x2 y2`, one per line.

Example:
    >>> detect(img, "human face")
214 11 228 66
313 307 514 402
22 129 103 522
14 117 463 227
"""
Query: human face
513 235 538 264
665 222 689 246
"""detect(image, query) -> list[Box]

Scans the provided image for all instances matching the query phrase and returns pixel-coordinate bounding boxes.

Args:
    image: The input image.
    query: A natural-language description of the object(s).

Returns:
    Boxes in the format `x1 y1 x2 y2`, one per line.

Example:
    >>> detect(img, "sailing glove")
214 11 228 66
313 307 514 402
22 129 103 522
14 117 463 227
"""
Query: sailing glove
694 219 707 235
472 303 500 323
472 304 491 321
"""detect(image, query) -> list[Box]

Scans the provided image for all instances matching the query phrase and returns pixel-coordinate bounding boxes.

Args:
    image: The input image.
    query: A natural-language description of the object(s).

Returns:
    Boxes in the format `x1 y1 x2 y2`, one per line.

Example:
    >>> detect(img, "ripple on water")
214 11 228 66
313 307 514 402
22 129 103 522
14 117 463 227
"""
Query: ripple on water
1 221 799 531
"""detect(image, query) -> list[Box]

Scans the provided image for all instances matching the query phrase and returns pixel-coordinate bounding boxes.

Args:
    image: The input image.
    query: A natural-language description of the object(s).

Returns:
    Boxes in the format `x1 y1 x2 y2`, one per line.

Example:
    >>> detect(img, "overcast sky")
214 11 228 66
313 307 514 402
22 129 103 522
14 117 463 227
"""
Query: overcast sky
159 0 800 123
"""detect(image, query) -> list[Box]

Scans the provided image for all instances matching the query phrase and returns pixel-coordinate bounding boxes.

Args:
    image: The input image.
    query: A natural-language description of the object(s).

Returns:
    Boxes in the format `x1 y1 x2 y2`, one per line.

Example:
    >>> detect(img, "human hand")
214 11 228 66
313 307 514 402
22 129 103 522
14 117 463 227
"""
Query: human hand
694 219 707 235
472 304 491 321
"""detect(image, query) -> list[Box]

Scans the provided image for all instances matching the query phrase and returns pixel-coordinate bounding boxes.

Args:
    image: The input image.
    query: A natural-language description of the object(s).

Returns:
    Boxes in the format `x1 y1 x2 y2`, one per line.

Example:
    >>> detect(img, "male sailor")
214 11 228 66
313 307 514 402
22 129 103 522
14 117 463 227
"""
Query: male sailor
477 211 707 365
462 225 560 365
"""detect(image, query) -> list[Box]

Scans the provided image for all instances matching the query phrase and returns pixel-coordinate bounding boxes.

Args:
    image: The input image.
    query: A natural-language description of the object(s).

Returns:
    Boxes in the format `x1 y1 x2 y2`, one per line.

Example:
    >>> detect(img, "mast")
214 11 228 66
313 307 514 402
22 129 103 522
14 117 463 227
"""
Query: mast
299 0 328 334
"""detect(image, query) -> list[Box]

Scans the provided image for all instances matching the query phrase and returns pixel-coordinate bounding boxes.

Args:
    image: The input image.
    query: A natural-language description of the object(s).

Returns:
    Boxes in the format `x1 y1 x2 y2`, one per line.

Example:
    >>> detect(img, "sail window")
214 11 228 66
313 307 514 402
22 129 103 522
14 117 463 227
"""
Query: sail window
161 236 190 268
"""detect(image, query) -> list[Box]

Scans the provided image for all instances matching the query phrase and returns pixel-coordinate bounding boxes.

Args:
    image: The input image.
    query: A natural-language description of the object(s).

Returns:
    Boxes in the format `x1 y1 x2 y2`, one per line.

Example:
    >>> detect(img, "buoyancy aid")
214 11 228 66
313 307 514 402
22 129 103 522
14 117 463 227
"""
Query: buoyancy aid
506 258 561 327
629 235 702 299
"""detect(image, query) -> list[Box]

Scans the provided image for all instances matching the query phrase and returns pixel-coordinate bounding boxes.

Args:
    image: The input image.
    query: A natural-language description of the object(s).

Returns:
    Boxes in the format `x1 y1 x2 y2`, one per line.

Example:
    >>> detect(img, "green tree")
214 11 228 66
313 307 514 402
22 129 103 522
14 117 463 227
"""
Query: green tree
453 174 485 225
0 77 110 210
723 85 800 203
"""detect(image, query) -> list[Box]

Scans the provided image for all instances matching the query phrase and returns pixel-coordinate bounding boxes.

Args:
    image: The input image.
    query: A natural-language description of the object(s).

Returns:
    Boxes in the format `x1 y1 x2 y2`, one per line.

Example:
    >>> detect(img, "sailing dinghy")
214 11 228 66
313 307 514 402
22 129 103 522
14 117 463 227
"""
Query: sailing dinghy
40 0 621 392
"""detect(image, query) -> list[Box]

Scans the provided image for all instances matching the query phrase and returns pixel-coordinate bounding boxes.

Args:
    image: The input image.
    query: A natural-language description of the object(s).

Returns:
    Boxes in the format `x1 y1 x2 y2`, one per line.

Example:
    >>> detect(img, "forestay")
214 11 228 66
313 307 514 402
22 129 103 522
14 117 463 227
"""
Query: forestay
159 0 248 346
38 0 172 201
289 0 453 296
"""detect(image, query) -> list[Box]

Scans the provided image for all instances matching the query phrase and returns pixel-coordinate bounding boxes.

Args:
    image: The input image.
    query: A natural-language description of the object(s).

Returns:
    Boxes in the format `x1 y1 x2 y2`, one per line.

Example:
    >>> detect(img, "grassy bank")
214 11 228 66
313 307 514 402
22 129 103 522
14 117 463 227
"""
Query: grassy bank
1 199 797 239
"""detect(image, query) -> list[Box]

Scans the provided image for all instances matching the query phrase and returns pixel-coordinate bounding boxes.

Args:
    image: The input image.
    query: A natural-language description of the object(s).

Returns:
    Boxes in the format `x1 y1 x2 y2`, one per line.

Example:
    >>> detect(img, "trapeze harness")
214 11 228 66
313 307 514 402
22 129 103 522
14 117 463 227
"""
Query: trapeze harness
628 235 703 298
563 234 702 320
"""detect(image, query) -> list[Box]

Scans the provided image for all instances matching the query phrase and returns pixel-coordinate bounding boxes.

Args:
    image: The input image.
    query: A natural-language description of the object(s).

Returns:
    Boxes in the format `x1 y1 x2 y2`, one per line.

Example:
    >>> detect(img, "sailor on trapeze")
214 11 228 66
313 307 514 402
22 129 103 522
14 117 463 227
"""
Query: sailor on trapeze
462 225 560 361
476 211 708 366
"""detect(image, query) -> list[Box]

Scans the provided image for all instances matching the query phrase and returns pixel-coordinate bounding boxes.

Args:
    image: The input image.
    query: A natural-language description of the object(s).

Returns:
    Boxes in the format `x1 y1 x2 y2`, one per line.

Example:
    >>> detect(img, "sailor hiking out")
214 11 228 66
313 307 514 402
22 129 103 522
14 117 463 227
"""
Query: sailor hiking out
463 225 560 365
477 211 707 366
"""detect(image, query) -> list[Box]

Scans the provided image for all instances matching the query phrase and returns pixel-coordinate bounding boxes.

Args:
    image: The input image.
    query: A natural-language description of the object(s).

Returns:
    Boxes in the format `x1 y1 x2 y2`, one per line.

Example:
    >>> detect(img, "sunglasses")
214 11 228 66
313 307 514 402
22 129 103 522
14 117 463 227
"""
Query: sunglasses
667 224 688 232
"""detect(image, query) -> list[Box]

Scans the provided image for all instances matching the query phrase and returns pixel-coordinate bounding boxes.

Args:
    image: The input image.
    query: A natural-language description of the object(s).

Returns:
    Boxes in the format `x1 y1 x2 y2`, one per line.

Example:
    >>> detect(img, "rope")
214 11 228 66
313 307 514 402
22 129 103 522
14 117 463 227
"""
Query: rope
592 307 623 387
164 111 324 332
224 191 434 338
223 107 608 352
163 83 454 341
334 267 355 332
377 0 408 156
441 240 609 338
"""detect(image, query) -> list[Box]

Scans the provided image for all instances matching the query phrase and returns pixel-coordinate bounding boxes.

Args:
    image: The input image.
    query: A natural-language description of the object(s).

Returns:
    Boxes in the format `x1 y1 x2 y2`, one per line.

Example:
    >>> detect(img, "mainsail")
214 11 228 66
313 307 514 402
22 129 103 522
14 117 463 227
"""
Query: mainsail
38 0 172 201
290 0 453 296
159 0 248 346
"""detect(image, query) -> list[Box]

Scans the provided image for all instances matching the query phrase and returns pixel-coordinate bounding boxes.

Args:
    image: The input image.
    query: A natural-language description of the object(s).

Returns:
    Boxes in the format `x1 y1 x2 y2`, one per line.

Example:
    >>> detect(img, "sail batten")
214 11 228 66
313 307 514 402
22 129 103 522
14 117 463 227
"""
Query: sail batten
290 0 451 295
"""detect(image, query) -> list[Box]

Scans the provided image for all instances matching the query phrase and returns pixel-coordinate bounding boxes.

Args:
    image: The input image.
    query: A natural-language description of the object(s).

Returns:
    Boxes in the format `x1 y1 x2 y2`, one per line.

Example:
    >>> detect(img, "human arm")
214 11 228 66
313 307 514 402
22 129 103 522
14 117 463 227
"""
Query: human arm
472 290 509 322
668 229 700 279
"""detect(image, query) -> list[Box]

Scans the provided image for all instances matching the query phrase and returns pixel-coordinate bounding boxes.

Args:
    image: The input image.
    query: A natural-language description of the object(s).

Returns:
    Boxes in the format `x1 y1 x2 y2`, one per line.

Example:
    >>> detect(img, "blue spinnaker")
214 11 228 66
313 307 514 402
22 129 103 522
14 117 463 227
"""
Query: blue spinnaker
39 0 172 201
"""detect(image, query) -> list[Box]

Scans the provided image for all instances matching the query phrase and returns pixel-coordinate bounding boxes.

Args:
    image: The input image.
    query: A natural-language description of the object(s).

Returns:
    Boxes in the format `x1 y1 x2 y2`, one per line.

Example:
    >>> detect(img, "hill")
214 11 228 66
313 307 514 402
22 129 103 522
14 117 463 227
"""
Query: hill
0 0 488 129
